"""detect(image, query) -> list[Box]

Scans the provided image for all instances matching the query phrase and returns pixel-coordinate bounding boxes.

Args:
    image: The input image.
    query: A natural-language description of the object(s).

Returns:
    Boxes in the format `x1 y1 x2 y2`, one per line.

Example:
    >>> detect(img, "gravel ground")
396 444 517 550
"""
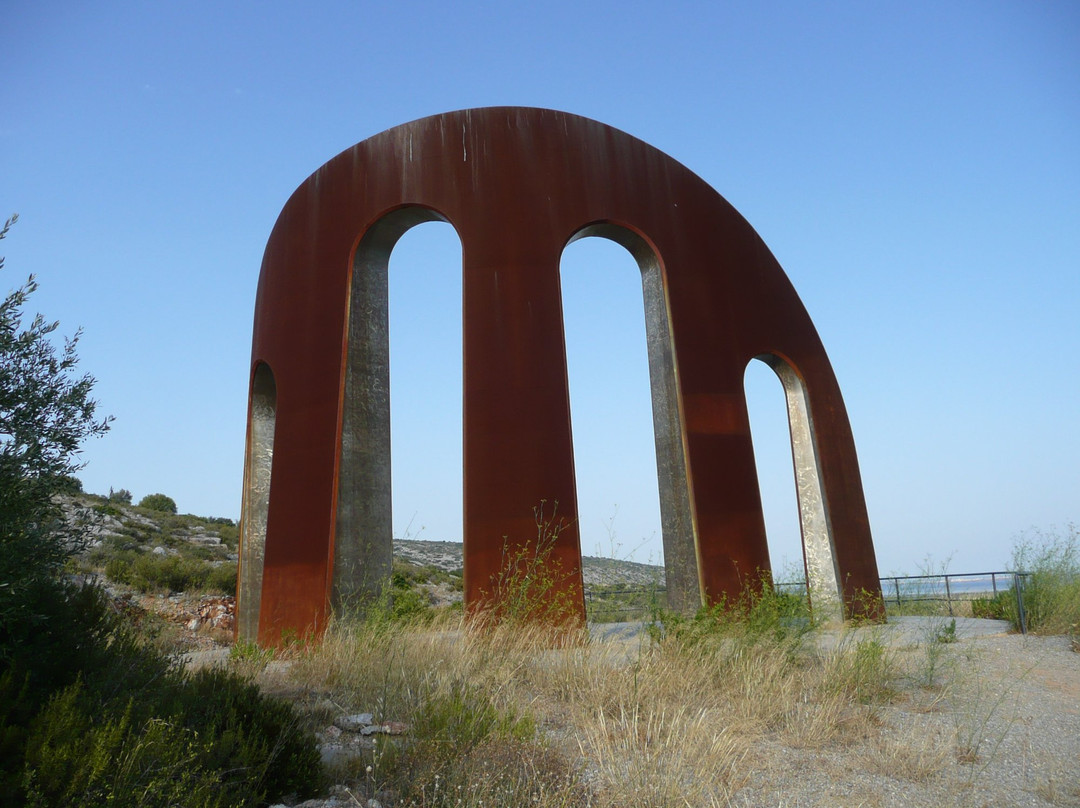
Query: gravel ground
587 618 1079 807
725 622 1080 807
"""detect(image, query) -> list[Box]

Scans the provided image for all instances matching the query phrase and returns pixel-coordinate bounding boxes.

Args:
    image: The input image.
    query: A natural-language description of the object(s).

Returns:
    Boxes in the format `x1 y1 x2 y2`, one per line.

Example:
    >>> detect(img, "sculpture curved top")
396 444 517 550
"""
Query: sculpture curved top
238 107 883 645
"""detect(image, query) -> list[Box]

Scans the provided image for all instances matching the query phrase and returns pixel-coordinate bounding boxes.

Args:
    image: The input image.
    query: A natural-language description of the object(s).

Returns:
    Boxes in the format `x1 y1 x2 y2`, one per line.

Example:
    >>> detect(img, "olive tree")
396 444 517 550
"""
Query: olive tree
0 213 112 655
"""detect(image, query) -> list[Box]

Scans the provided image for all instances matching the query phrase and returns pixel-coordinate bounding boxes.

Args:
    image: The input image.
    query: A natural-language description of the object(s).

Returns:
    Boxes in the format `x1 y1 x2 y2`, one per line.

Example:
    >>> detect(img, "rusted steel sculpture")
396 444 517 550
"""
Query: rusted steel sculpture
238 107 884 645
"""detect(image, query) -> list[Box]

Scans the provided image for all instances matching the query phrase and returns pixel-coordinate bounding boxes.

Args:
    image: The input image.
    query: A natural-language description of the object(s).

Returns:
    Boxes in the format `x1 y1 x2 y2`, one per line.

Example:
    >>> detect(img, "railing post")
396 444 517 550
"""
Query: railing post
1013 573 1027 635
944 574 953 616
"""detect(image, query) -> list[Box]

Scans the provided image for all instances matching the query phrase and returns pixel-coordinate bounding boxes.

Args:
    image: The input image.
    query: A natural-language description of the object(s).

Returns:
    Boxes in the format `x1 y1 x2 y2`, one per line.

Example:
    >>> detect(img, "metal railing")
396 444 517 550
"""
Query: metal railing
877 571 1029 633
584 571 1030 633
583 584 666 622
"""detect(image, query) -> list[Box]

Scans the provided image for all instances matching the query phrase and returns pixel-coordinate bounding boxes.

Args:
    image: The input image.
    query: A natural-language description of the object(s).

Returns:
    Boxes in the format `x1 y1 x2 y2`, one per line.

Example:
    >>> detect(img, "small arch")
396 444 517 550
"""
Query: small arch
335 206 459 610
744 360 804 580
238 361 277 641
561 223 698 612
752 353 843 621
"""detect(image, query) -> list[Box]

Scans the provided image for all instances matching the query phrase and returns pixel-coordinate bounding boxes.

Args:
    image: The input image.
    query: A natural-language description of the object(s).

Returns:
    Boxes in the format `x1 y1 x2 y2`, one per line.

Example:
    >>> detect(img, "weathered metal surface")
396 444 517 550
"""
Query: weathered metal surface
238 107 884 645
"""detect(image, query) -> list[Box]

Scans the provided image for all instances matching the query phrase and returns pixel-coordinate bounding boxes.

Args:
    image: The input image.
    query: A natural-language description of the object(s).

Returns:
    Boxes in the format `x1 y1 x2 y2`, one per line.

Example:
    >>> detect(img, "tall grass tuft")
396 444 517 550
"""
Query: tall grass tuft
482 500 583 626
1009 525 1080 635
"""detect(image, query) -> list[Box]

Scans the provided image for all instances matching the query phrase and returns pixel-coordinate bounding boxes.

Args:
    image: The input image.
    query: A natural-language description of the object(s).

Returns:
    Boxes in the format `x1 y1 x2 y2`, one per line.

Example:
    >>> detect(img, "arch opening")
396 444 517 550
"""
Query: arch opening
744 359 804 584
336 207 459 610
388 222 464 545
749 354 843 621
238 361 276 641
561 225 698 611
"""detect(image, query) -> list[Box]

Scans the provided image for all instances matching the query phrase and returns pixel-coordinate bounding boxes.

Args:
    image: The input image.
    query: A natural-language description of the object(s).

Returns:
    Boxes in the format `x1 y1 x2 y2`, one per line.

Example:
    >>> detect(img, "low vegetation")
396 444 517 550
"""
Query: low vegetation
246 524 1080 805
72 491 239 596
261 585 994 807
1009 525 1080 637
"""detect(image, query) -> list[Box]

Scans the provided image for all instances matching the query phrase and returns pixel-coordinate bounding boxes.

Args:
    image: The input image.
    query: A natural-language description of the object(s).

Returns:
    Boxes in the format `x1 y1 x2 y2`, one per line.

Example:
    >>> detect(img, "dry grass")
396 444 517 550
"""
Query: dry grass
250 596 1010 808
860 719 953 784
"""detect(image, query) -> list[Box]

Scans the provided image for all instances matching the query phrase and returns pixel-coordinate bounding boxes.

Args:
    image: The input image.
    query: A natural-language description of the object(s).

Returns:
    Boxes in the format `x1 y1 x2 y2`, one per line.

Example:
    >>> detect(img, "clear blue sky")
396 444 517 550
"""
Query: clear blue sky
3 1 1077 575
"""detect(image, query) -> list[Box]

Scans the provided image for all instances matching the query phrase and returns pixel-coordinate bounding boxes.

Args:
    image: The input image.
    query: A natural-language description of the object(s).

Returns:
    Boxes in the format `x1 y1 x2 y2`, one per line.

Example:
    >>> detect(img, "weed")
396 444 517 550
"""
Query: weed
950 649 1021 773
971 591 1010 620
914 621 955 689
1008 525 1080 634
934 618 958 644
229 639 274 675
484 501 582 625
826 636 897 704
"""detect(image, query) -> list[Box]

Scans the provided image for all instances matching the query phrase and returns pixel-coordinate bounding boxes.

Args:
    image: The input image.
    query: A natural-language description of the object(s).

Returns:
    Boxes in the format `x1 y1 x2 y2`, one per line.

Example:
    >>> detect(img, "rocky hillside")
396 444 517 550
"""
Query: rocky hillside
394 538 664 586
64 492 666 649
66 491 665 589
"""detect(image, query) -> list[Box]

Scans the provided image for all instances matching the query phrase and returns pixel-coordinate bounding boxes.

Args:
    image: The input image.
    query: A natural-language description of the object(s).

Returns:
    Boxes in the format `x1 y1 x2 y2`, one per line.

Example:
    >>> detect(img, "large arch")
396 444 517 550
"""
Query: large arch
238 107 883 644
561 224 698 612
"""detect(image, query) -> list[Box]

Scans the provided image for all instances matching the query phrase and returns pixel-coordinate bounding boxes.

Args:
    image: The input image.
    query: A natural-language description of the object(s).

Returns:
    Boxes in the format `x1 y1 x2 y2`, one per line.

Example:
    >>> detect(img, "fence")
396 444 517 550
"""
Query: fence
877 571 1029 633
582 584 666 623
583 571 1030 633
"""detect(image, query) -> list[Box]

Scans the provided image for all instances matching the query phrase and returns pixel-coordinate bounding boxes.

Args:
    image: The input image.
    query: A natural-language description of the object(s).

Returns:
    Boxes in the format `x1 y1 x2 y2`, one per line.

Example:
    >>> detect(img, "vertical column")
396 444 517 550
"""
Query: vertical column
685 399 773 604
640 251 699 613
335 232 394 611
770 359 843 623
461 233 585 620
238 363 276 642
335 209 445 612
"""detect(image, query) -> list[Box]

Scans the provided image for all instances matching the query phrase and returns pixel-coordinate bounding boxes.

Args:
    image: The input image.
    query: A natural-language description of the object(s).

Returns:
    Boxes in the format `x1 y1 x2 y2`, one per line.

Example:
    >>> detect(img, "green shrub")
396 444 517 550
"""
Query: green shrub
971 591 1010 620
103 550 137 584
138 493 177 514
205 562 238 596
54 475 82 494
1008 526 1080 634
20 667 321 807
391 558 429 588
391 587 431 620
216 522 239 548
91 501 124 518
105 552 237 595
117 522 156 543
135 554 200 593
23 682 235 808
108 487 133 504
0 584 321 807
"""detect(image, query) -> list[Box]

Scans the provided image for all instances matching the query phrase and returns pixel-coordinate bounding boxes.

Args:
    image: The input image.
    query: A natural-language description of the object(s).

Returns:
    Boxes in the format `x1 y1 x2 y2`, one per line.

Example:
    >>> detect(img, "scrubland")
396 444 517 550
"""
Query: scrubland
244 563 1080 808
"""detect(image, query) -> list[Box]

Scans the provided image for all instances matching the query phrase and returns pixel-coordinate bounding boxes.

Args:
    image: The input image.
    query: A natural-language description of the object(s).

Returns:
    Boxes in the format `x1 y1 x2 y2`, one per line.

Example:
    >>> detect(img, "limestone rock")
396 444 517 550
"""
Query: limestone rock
333 713 374 732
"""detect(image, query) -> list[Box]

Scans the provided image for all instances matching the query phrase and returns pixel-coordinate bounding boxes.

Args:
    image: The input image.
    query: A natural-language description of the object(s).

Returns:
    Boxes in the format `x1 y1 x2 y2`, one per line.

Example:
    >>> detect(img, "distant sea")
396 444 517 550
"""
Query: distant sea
778 572 1022 598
